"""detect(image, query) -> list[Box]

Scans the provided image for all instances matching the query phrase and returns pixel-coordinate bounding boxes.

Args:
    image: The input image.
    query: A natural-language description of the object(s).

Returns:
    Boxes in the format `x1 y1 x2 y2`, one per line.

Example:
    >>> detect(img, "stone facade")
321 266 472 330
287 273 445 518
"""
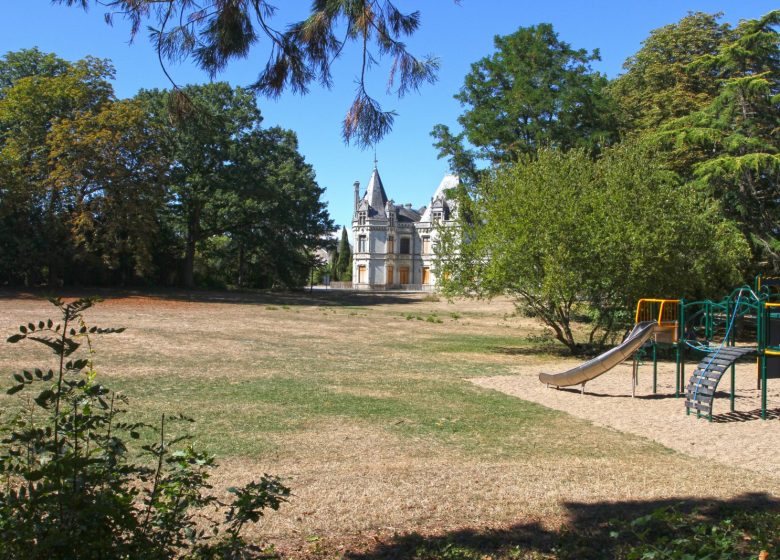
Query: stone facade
351 166 458 290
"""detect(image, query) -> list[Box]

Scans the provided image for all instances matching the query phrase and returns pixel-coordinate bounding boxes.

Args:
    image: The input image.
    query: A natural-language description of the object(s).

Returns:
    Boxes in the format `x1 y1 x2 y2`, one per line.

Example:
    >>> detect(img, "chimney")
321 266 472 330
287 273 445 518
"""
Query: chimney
353 181 360 215
405 203 412 209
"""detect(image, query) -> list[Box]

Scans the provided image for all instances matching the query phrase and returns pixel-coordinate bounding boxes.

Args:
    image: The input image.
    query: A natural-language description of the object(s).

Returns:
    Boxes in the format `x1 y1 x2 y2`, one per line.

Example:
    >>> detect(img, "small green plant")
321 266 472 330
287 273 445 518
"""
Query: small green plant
609 506 779 560
422 294 441 303
266 305 279 310
0 297 289 559
450 312 461 320
426 314 443 324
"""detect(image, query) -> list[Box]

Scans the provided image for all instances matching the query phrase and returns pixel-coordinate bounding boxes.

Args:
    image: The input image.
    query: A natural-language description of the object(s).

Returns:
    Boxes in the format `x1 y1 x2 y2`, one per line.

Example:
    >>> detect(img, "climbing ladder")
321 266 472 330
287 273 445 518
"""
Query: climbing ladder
685 346 756 418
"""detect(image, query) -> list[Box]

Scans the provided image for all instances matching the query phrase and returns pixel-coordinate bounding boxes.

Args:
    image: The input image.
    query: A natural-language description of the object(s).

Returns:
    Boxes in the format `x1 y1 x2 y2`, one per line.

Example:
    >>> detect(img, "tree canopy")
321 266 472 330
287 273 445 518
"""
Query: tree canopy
437 144 749 351
433 10 779 350
609 12 732 131
653 10 780 271
0 49 333 289
432 23 619 180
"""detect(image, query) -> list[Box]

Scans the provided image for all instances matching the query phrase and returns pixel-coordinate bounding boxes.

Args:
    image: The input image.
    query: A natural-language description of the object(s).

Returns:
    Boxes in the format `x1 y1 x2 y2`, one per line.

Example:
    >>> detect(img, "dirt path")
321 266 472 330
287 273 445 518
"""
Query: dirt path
473 359 780 479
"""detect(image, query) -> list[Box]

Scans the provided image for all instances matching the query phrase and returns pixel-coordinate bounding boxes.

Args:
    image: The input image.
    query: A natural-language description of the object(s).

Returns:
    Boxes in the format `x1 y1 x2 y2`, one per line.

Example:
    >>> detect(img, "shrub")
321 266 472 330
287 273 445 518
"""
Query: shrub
0 297 289 559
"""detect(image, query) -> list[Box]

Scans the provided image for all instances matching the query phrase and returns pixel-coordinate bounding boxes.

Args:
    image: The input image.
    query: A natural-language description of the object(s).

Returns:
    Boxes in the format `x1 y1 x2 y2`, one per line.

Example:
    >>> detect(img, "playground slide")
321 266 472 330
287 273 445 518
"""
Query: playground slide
539 321 657 388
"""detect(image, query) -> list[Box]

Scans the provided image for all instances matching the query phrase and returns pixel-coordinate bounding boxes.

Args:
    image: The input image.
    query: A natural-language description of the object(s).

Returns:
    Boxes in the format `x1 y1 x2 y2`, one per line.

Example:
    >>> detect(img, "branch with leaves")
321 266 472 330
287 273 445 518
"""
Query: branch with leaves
56 0 441 147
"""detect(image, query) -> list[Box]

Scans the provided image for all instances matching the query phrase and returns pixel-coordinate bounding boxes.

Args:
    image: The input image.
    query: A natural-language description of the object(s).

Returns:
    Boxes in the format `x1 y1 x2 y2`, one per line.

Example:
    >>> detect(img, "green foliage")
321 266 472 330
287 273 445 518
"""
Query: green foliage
0 52 115 286
57 0 439 148
610 12 732 131
438 143 749 351
653 10 780 272
0 49 333 290
0 298 289 559
335 226 352 281
603 506 779 560
432 23 619 176
0 47 69 93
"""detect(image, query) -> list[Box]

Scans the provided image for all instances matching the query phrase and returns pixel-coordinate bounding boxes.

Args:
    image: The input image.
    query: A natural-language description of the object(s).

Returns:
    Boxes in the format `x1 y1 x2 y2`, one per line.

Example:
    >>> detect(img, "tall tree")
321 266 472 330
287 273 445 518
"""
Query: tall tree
138 83 332 289
0 53 114 285
610 12 732 131
46 99 169 284
220 126 333 288
336 226 351 281
432 23 618 176
656 10 780 272
57 0 440 147
138 83 262 288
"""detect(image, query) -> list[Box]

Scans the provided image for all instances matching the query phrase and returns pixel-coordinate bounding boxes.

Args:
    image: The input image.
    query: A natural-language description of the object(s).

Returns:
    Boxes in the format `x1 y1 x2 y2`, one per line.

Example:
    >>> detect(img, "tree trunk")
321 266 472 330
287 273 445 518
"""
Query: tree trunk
184 201 201 289
237 243 245 288
46 189 61 288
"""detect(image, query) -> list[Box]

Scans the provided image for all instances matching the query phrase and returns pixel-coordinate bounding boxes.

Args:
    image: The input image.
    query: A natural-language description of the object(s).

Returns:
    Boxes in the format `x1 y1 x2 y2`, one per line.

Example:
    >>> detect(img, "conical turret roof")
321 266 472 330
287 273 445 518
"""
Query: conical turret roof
363 166 389 218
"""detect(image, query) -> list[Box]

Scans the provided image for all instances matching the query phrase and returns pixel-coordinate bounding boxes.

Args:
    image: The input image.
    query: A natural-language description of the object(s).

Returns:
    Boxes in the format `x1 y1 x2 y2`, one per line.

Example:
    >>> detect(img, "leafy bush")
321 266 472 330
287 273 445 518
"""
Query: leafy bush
609 506 778 560
554 505 779 560
0 297 289 559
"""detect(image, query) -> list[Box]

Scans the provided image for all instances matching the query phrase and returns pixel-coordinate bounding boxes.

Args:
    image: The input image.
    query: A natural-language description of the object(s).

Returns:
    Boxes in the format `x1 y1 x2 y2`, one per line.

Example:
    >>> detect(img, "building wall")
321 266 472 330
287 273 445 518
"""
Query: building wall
351 174 456 291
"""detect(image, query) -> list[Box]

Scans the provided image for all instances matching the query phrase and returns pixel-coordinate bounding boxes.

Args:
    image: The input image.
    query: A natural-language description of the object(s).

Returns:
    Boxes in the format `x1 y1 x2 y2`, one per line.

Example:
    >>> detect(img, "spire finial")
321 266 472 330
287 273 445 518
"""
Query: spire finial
373 149 378 170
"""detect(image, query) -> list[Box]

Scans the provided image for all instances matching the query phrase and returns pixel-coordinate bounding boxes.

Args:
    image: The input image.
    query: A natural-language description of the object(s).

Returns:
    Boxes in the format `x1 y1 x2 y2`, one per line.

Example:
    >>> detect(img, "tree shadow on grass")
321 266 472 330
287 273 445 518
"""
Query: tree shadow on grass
492 345 572 359
345 493 779 560
0 287 424 308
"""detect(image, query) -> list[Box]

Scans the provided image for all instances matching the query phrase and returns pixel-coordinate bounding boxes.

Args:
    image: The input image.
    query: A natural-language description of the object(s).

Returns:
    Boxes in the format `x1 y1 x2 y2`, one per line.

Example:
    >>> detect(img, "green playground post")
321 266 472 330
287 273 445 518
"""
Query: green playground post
759 302 768 420
727 298 735 412
761 353 767 420
652 341 657 394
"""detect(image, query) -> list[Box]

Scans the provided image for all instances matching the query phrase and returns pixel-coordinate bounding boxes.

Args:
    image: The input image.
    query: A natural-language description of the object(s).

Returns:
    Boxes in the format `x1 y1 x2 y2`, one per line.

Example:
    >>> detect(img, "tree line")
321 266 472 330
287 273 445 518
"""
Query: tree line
0 49 333 289
434 11 780 351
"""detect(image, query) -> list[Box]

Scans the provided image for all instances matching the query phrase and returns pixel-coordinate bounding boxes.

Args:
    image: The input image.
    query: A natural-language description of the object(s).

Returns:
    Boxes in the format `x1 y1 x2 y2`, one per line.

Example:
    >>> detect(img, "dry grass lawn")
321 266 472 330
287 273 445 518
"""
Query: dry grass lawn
0 289 778 557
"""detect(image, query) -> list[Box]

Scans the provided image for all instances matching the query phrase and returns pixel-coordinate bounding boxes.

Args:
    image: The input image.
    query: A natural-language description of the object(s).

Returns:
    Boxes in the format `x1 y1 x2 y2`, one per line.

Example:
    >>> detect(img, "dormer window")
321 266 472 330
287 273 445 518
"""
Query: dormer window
433 211 443 224
358 212 366 226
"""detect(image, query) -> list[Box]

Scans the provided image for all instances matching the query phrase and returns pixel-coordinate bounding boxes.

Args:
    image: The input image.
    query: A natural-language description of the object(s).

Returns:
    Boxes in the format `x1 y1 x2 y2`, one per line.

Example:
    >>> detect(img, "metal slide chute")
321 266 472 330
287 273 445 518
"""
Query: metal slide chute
539 321 658 388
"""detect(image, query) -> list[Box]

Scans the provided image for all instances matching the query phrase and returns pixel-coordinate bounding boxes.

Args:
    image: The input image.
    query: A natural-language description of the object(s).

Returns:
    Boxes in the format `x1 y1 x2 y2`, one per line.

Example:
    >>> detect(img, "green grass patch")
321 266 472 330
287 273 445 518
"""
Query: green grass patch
396 333 560 356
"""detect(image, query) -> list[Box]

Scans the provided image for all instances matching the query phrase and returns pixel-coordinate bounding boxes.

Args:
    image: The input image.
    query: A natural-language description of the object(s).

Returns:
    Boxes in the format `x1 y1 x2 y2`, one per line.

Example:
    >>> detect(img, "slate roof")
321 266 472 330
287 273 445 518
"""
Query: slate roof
362 167 389 218
420 175 459 222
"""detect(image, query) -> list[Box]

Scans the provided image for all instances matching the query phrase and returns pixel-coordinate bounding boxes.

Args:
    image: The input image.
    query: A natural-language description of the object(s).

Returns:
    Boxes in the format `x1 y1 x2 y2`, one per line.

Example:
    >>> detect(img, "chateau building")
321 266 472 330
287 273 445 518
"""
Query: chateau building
351 165 458 290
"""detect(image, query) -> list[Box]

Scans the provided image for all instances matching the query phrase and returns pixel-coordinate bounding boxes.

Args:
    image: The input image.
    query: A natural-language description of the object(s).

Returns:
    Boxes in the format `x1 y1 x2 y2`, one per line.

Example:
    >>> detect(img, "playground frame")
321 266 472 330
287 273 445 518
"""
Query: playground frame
635 276 780 421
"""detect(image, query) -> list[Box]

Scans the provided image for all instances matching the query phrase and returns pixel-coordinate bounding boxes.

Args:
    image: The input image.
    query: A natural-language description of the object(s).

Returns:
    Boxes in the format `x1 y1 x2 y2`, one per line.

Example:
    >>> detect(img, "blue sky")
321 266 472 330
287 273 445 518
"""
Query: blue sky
2 1 777 235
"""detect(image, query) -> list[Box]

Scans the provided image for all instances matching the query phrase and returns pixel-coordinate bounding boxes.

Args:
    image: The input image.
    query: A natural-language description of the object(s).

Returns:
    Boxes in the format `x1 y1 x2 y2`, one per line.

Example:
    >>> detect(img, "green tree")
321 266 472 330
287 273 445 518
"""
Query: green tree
0 47 69 94
138 83 332 289
46 99 170 285
432 23 618 175
610 12 732 131
138 83 263 289
656 10 780 272
0 53 115 286
438 144 748 352
58 0 440 147
220 126 334 288
336 226 352 281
